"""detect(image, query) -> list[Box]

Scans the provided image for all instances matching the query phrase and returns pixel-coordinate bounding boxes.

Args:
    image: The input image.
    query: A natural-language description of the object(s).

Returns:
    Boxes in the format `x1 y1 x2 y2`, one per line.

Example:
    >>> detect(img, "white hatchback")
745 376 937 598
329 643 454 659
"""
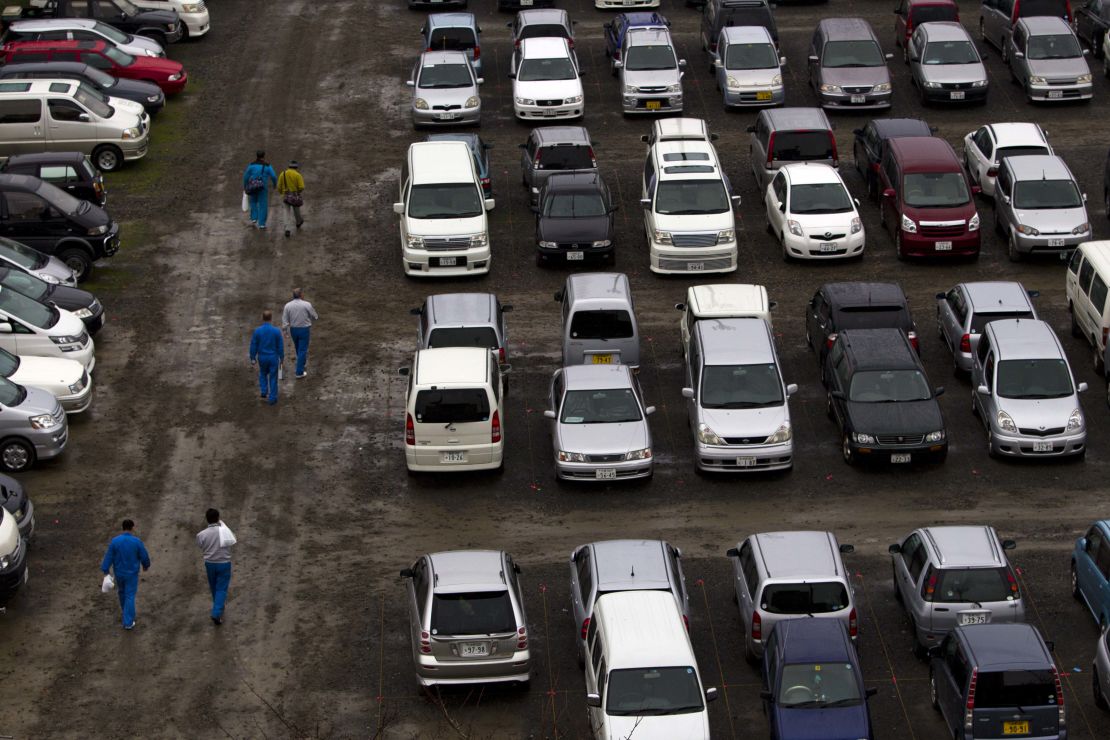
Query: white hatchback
765 163 864 261
0 346 91 413
511 37 584 121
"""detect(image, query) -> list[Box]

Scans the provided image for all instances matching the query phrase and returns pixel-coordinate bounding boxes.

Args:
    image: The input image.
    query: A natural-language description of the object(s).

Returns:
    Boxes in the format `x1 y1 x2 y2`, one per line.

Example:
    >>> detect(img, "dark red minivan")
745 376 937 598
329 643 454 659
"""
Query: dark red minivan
878 136 981 260
0 40 187 95
894 0 959 49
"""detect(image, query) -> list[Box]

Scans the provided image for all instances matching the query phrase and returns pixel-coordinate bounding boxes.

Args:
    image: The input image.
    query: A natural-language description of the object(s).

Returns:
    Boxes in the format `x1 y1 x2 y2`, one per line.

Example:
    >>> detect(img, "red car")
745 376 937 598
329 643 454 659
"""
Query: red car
0 40 187 95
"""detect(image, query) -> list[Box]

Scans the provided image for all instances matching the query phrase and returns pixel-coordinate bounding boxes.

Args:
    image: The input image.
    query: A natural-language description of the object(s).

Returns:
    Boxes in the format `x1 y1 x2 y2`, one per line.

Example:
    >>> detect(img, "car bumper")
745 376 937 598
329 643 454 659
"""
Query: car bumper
596 0 659 7
0 541 27 606
954 350 974 374
181 10 210 36
989 429 1086 458
415 650 531 686
695 441 793 472
919 85 989 103
555 458 652 481
499 0 556 7
122 136 150 162
409 0 467 6
538 242 613 261
403 247 491 277
649 241 737 274
405 443 503 471
782 230 864 260
899 229 980 257
819 91 892 110
1012 231 1089 253
622 94 682 114
850 440 947 464
514 103 582 120
412 107 481 127
15 498 33 541
32 424 68 462
59 382 93 414
1027 83 1093 101
722 86 785 107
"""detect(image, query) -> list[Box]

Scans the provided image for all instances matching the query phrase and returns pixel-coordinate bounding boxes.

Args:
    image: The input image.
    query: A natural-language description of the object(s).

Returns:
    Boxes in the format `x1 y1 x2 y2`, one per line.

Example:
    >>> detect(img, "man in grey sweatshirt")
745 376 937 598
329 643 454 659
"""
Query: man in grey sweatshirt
196 508 234 626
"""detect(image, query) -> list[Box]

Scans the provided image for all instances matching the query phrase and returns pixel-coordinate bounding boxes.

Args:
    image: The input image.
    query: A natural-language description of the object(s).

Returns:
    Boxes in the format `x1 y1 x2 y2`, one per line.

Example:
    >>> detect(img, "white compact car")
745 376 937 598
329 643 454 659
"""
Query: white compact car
0 286 93 371
962 122 1052 198
0 347 90 413
511 37 584 121
765 163 863 261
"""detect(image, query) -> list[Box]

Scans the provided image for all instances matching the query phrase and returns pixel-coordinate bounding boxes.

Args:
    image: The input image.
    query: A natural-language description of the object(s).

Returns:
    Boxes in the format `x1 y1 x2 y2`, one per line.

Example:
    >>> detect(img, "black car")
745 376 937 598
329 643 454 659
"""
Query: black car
822 328 947 466
806 282 918 365
0 265 103 332
1 152 105 207
1104 145 1110 218
533 171 617 265
1076 0 1110 57
17 0 182 47
852 118 934 200
0 174 118 282
0 61 165 115
0 472 33 541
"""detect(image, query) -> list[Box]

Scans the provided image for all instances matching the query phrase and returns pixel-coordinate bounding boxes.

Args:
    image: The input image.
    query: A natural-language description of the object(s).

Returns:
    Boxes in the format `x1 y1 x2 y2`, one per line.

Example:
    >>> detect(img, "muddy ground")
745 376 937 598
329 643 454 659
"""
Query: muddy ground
2 0 1110 737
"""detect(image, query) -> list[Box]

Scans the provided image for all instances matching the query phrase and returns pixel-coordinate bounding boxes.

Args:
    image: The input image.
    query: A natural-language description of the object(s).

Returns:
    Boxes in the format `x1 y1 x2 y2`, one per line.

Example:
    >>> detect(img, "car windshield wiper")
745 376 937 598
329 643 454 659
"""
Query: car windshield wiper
794 207 851 214
708 400 778 409
822 698 862 707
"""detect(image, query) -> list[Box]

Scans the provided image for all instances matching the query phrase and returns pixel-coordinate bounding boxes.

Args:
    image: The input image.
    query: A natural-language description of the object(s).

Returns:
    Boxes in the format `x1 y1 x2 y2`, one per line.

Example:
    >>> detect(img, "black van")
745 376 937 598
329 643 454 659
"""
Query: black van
1 152 105 207
700 0 778 58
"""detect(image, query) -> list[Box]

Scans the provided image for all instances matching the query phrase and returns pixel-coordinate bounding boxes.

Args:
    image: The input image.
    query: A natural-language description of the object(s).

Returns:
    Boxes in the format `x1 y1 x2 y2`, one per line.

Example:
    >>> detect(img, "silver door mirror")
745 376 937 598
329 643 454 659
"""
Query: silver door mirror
780 56 787 66
705 687 719 703
977 384 989 395
1078 381 1089 393
484 198 495 210
405 80 414 87
78 113 90 122
786 383 798 396
645 405 656 415
392 202 404 214
476 77 485 85
543 409 556 419
1014 50 1025 58
586 693 602 708
639 197 651 207
681 387 694 399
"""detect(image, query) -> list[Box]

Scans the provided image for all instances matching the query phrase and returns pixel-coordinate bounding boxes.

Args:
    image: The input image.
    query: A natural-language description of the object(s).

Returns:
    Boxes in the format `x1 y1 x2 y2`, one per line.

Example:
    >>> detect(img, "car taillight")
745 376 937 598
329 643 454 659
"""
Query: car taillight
517 625 528 650
751 611 762 641
514 39 520 49
848 607 858 638
567 38 574 49
1007 568 1020 596
420 630 432 654
826 333 837 349
1102 326 1109 349
473 45 480 61
682 614 689 632
924 572 937 600
908 331 919 352
580 617 591 640
498 347 506 364
480 177 490 188
588 147 596 168
405 414 415 446
831 133 839 169
534 149 542 169
987 166 998 178
766 133 775 166
491 409 501 443
959 333 972 353
1053 665 1066 726
964 667 978 729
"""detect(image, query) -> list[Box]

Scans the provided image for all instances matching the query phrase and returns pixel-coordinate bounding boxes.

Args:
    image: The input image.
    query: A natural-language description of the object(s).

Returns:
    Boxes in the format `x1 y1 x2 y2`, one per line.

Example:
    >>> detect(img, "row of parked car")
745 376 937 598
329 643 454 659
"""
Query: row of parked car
399 517 1110 738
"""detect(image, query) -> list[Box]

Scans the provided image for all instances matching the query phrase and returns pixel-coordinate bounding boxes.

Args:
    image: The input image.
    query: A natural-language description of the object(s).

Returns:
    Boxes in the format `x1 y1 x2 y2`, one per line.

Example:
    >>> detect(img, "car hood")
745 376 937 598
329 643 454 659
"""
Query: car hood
820 66 890 87
1026 56 1090 78
106 96 146 124
44 284 95 313
21 383 64 416
996 394 1079 430
110 76 164 99
774 704 871 740
623 68 681 87
556 420 650 456
407 214 487 238
726 68 782 86
1011 205 1088 234
537 214 611 243
919 62 987 84
653 211 733 232
513 77 582 98
604 712 709 740
129 55 185 76
903 201 976 224
10 353 84 389
120 34 164 57
792 210 858 232
415 84 478 107
700 404 787 440
36 257 78 287
127 9 179 26
846 398 943 436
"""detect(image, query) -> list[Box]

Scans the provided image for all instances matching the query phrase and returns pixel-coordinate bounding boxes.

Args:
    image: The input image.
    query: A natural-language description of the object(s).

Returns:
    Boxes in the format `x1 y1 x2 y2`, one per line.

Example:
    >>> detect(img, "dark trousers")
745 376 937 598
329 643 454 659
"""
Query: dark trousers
290 327 310 376
205 561 232 619
258 356 279 404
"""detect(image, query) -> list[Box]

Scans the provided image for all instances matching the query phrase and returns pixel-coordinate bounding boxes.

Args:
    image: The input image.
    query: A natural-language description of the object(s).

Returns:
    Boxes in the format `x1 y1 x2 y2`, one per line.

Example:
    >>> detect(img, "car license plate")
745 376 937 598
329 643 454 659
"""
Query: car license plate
1048 90 1062 99
438 256 457 266
566 250 584 261
441 451 467 463
935 241 953 251
591 354 613 364
521 0 533 4
756 90 772 101
436 113 457 120
891 453 912 463
542 109 557 117
959 612 990 626
459 642 489 657
1003 721 1030 735
736 457 756 467
645 100 663 110
819 242 837 252
1033 440 1053 452
687 262 704 271
1048 238 1065 247
595 468 617 479
850 94 866 104
950 90 965 100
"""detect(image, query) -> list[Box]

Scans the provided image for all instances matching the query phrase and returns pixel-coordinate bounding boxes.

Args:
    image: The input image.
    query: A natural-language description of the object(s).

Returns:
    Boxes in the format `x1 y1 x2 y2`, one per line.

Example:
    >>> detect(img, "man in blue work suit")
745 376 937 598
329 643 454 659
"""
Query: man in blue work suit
100 519 151 630
242 149 278 229
249 309 284 405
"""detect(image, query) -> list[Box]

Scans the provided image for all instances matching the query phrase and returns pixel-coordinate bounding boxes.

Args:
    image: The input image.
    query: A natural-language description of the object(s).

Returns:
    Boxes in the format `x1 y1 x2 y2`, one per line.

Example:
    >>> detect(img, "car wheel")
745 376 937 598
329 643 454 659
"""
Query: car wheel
841 434 855 465
971 392 980 417
58 249 93 282
0 438 34 473
781 235 791 262
1001 40 1009 63
1071 305 1082 338
1095 666 1109 710
1007 232 1023 262
92 144 123 173
987 428 999 458
1104 53 1110 78
1072 562 1082 600
805 326 813 350
930 669 940 709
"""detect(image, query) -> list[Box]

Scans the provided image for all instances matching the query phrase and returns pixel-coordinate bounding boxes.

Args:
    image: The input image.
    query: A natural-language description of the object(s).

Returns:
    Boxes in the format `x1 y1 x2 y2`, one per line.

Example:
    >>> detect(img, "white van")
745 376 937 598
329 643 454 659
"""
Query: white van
1065 241 1110 374
394 141 494 277
676 283 775 355
400 347 504 473
584 590 717 739
0 286 93 371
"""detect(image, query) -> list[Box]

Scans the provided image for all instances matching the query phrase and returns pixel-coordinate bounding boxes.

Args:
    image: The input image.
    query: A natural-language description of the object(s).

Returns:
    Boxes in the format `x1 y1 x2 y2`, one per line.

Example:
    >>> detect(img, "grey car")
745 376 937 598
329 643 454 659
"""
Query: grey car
971 318 1087 458
994 154 1091 261
1007 16 1093 102
507 8 574 48
935 281 1038 374
411 292 512 370
1094 623 1110 711
0 376 66 473
0 237 76 287
889 525 1024 655
568 539 689 663
713 25 785 108
408 51 482 128
808 17 893 110
907 21 989 105
544 364 654 482
519 126 597 206
616 27 685 115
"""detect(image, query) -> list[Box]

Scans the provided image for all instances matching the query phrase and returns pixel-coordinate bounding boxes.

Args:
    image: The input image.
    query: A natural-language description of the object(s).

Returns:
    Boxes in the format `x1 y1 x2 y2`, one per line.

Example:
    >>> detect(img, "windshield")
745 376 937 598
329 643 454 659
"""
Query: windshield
772 132 834 162
996 358 1073 399
725 42 778 70
408 183 482 219
624 44 677 71
970 311 1034 334
560 388 642 424
518 56 576 81
428 28 476 52
36 182 85 217
0 267 47 301
790 182 853 214
418 62 473 88
84 66 115 88
903 172 970 208
0 286 54 329
1012 179 1083 209
430 591 515 635
822 40 885 68
655 180 729 215
1027 33 1082 59
778 663 862 708
104 46 134 67
760 582 850 614
606 667 704 716
848 370 932 402
74 83 111 117
413 388 490 424
923 40 979 65
0 375 22 407
427 327 497 350
93 21 129 44
911 6 959 23
0 237 45 269
932 567 1017 603
1017 0 1070 16
569 309 634 339
545 192 606 218
700 364 783 409
0 347 16 376
976 670 1057 709
834 306 910 331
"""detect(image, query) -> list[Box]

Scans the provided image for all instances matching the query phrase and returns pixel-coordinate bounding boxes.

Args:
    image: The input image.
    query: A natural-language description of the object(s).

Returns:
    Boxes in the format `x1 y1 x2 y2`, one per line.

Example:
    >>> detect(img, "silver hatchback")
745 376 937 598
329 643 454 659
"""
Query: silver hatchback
0 376 66 473
906 21 989 105
545 364 654 481
408 50 482 128
935 281 1038 374
993 154 1091 261
714 25 784 108
1007 16 1093 102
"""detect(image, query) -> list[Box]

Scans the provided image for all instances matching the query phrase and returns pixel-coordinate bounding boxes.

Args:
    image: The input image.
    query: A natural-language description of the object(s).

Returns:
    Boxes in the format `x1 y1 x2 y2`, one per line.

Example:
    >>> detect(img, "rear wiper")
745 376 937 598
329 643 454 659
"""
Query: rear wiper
822 698 862 707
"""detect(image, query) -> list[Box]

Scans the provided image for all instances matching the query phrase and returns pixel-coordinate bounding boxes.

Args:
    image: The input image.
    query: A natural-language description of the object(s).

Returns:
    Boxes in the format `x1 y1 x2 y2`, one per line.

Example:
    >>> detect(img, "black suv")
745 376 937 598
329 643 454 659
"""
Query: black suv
1 152 105 206
822 328 947 465
0 264 103 332
930 624 1064 740
806 281 918 365
534 171 616 265
0 174 118 281
0 61 165 115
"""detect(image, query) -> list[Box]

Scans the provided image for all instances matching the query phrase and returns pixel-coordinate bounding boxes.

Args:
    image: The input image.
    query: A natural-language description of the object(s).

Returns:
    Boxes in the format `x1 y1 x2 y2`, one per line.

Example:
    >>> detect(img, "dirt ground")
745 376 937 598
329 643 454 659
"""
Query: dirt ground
3 0 1110 737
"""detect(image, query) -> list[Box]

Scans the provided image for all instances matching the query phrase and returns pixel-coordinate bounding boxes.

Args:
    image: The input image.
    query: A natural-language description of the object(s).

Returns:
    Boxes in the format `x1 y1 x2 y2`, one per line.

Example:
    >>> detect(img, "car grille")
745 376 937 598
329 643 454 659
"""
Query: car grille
671 232 718 248
658 256 734 271
876 433 924 446
50 405 65 426
637 86 668 94
1048 78 1081 86
842 85 872 94
808 233 846 241
432 104 461 111
422 237 470 251
556 242 600 250
919 223 965 237
587 453 625 463
1018 427 1066 437
940 81 974 90
536 99 563 107
78 331 90 346
723 437 765 445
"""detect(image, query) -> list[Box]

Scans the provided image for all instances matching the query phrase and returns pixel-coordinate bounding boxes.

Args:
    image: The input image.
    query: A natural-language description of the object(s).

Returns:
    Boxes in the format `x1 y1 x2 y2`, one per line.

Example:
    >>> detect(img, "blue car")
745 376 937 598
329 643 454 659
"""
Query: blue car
761 619 875 740
602 12 669 72
1072 519 1110 626
425 133 493 197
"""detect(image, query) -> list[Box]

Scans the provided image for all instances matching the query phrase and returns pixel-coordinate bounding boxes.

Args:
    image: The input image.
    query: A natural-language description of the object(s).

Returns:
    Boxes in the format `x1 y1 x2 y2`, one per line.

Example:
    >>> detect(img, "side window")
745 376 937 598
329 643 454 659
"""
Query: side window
1087 526 1105 558
977 332 992 363
908 538 929 582
996 166 1011 197
575 547 592 604
48 99 85 122
597 658 608 699
1080 259 1097 294
97 0 121 13
590 634 603 672
1069 250 1084 276
946 641 969 689
984 353 995 389
690 342 701 391
81 52 111 70
827 337 844 368
2 191 45 221
69 0 90 13
643 154 655 192
586 614 598 650
667 547 683 596
1091 274 1109 315
771 172 786 202
1097 544 1110 580
947 289 966 323
413 558 430 618
0 99 41 124
739 541 759 599
833 352 851 390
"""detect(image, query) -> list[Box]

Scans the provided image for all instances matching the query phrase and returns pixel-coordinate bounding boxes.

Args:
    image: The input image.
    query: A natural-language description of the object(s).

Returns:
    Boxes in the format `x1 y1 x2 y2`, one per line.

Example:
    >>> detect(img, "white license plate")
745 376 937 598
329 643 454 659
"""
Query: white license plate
687 262 704 271
950 90 965 100
891 453 912 464
436 113 457 120
1048 89 1063 99
566 251 584 261
1048 238 1065 247
1033 440 1053 452
935 241 953 251
850 94 866 104
819 242 837 252
521 0 533 4
441 451 467 463
459 642 489 657
958 612 990 626
542 109 557 117
595 468 617 479
736 457 756 467
438 256 457 266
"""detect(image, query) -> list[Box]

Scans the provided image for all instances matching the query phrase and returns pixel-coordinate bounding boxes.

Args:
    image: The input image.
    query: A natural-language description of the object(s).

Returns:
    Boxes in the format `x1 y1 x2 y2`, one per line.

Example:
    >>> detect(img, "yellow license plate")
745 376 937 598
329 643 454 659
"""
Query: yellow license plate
591 354 613 364
1003 721 1030 735
756 91 772 100
645 100 662 110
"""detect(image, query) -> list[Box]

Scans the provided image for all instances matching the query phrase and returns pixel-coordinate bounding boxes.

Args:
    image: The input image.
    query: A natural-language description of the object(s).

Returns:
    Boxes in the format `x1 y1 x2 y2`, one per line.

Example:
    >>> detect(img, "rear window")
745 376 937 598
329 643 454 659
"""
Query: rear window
759 582 850 614
975 670 1057 709
834 305 911 331
537 144 593 170
996 145 1049 164
772 131 833 162
932 567 1017 603
969 311 1033 334
1015 0 1070 19
520 24 569 40
431 591 515 635
414 388 490 424
429 28 476 51
569 309 634 339
723 7 773 30
910 5 959 24
427 327 498 350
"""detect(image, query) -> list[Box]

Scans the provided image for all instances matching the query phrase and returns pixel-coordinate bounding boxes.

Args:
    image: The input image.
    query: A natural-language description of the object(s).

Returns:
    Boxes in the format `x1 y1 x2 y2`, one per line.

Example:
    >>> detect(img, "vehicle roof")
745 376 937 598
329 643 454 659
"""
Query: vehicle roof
907 0 958 6
425 12 477 27
781 162 843 185
987 122 1048 147
0 61 90 74
594 591 694 668
822 281 908 309
888 136 960 171
818 18 878 42
618 11 669 26
0 173 42 193
0 78 77 94
520 36 570 58
987 319 1062 361
921 526 1005 567
1003 154 1072 182
918 21 972 41
652 117 709 141
721 25 775 43
750 531 844 579
1077 241 1110 276
566 272 633 303
518 8 569 25
408 141 474 184
419 50 471 66
589 539 671 591
840 329 919 370
774 619 855 664
870 117 933 139
2 40 108 52
626 28 672 46
426 292 498 326
562 363 635 391
958 624 1052 668
654 141 721 180
11 18 100 30
414 347 489 386
695 317 775 365
962 281 1035 314
763 107 832 132
1018 15 1074 34
545 171 604 192
4 151 88 166
428 550 506 591
532 125 590 145
687 283 770 317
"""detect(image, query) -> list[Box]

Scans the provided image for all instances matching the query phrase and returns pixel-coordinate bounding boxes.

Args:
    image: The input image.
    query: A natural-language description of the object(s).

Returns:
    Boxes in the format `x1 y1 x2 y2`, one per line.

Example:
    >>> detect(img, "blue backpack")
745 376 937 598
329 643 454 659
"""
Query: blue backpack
245 165 265 194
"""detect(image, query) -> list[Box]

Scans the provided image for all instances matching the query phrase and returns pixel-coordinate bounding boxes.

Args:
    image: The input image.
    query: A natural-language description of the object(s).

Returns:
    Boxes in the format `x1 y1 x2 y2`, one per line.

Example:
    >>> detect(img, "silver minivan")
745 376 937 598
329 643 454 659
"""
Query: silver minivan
907 21 989 105
555 272 641 369
615 27 685 114
808 17 893 110
971 318 1087 458
1007 16 1093 102
0 374 66 473
994 154 1090 261
713 25 785 108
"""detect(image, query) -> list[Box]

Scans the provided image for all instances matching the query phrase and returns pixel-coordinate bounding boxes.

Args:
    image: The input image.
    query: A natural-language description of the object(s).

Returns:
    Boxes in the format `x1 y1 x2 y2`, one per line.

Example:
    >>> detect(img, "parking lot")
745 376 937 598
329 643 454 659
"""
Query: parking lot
3 0 1110 737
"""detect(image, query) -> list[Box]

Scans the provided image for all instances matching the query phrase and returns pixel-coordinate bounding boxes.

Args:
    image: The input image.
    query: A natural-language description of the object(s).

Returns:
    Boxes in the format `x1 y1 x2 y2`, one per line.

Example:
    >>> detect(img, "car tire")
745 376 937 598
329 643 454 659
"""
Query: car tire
781 235 791 262
92 144 123 173
971 391 980 417
1001 40 1009 63
1007 232 1023 262
930 668 940 709
57 248 93 282
805 326 813 350
1095 666 1109 710
1072 561 1082 600
987 428 999 458
0 438 34 473
841 434 855 465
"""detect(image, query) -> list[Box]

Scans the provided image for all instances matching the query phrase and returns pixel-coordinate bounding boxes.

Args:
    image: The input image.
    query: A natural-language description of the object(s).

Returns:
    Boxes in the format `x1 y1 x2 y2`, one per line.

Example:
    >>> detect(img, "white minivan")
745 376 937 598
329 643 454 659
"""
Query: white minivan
400 347 505 473
0 286 93 371
676 283 775 355
1065 241 1110 374
394 141 494 277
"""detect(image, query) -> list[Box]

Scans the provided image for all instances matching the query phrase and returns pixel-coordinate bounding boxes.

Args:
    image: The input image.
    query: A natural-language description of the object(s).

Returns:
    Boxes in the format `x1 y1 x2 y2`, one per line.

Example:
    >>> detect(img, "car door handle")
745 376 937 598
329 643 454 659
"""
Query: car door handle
934 607 950 612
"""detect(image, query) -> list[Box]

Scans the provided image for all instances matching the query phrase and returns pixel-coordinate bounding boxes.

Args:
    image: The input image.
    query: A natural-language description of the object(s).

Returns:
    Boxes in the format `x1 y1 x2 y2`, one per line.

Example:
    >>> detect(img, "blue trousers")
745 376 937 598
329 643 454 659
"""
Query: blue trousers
257 356 279 404
205 561 232 619
248 191 269 227
116 572 139 628
290 327 310 376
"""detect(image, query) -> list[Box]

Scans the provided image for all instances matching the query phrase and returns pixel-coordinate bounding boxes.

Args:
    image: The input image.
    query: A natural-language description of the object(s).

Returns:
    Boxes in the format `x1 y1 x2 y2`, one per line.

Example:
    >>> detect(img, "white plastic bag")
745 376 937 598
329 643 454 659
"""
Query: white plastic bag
218 521 237 547
101 573 115 593
241 192 249 213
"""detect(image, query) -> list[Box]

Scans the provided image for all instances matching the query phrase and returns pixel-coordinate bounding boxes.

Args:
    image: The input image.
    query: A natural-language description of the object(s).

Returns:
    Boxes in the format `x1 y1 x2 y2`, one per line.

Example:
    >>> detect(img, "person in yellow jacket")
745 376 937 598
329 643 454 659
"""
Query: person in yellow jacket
276 161 305 238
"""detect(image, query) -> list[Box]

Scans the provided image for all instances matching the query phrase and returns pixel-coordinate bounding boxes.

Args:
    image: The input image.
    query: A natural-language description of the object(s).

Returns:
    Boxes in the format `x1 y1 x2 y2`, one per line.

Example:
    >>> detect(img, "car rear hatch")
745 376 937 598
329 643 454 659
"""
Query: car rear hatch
1014 0 1071 22
972 668 1062 738
926 566 1022 630
412 387 497 464
769 131 837 171
429 588 520 662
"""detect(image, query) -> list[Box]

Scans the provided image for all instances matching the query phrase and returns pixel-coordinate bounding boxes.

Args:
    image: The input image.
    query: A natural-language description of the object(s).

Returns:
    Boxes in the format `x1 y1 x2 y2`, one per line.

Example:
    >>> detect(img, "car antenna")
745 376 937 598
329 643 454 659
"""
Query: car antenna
630 564 635 578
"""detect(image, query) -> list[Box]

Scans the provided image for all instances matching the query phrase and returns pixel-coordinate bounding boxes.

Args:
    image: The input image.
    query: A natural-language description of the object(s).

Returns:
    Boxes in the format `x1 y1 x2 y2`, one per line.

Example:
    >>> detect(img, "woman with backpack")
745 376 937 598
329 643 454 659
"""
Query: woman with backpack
242 150 278 230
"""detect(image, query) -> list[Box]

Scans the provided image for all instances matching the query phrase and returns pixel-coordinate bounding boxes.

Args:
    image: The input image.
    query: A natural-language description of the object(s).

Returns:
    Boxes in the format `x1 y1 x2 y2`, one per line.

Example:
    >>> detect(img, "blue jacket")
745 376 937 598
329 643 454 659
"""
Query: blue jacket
243 162 277 193
250 322 284 362
100 532 150 578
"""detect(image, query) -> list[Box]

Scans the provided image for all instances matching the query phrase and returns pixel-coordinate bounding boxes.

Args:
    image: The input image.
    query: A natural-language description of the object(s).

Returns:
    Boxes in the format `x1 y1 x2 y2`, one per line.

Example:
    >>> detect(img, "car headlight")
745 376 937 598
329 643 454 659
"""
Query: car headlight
850 217 862 234
968 213 980 232
146 94 161 103
565 95 583 104
923 80 941 88
50 335 82 346
469 233 487 247
727 75 741 89
1078 73 1092 83
121 127 141 139
414 98 429 110
665 84 681 93
653 230 672 244
39 273 59 285
1016 223 1039 236
0 540 16 569
68 378 85 394
557 451 587 462
972 79 988 87
853 432 876 445
181 2 202 11
87 224 108 236
873 82 891 92
771 74 782 86
766 423 792 444
997 410 1017 433
696 423 724 446
624 85 638 95
625 448 652 460
166 22 176 31
538 240 557 249
901 213 917 233
787 220 804 237
168 73 183 82
464 96 479 109
592 240 611 248
717 229 734 244
1029 75 1046 85
30 413 58 430
71 307 93 319
925 430 946 443
1073 222 1090 235
1068 408 1084 431
406 235 424 248
514 97 534 105
820 83 842 93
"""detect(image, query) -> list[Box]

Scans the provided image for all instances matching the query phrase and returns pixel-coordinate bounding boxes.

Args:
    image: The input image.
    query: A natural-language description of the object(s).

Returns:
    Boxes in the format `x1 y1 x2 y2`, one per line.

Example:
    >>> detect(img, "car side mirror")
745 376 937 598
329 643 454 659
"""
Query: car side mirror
639 197 651 207
476 77 484 85
681 387 694 399
839 544 855 554
392 202 404 214
885 52 894 60
613 60 623 69
808 55 818 62
927 645 943 658
1000 193 1010 204
971 184 982 195
779 56 787 66
726 547 739 558
746 124 757 133
484 198 495 210
1083 48 1090 55
579 69 587 76
934 386 945 396
1083 192 1088 202
645 405 656 415
882 188 895 199
1079 537 1089 551
852 128 863 136
1079 381 1089 393
399 568 414 578
501 304 513 312
586 693 602 708
543 409 557 419
769 300 778 310
778 202 786 212
977 384 989 395
731 195 741 205
712 59 720 69
531 206 541 214
518 143 527 150
608 205 620 213
507 72 515 79
1001 539 1017 550
678 59 686 68
786 383 798 396
705 687 718 703
640 134 649 143
759 690 773 701
409 307 422 316
675 302 686 311
499 363 512 374
853 197 860 208
888 543 902 554
513 562 521 574
405 80 414 87
1014 50 1024 58
1045 640 1055 652
935 292 946 300
866 687 878 698
831 390 846 400
710 132 719 141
